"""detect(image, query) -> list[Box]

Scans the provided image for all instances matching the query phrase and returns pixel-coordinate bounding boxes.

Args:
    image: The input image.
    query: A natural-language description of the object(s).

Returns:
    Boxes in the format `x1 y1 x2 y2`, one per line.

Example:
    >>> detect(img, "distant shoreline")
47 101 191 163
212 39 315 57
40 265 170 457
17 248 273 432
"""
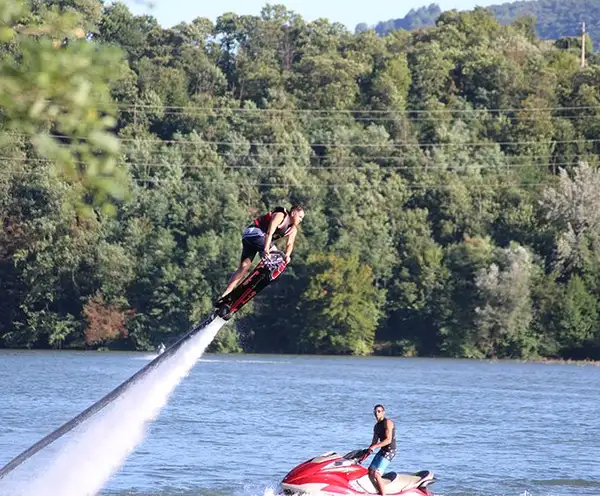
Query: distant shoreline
1 347 599 365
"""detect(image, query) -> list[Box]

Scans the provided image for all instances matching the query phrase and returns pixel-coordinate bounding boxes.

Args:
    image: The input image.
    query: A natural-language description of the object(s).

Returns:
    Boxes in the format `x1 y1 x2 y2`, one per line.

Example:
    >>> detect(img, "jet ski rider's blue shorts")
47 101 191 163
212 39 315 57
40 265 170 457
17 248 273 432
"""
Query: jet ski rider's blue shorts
369 449 396 475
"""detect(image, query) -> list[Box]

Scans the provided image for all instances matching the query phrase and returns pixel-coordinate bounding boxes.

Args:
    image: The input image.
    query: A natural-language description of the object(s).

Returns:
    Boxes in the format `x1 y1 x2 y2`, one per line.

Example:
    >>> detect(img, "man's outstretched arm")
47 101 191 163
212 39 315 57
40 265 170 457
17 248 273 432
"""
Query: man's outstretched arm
263 212 285 255
284 227 297 263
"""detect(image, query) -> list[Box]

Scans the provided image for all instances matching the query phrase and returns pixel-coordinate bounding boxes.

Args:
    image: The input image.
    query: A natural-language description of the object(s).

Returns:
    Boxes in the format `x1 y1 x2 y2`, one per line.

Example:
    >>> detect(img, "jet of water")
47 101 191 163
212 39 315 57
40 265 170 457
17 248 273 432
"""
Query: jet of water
3 316 225 496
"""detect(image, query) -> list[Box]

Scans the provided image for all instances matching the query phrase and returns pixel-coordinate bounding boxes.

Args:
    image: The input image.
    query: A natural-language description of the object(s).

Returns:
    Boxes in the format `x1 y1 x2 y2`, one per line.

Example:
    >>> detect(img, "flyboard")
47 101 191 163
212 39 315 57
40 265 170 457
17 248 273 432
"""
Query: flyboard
214 250 288 320
0 251 288 480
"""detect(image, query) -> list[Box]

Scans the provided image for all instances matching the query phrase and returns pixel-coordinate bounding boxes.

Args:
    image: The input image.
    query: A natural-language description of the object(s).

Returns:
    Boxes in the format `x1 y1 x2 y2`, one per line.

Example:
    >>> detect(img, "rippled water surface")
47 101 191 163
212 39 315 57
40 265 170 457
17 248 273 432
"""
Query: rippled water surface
1 350 599 496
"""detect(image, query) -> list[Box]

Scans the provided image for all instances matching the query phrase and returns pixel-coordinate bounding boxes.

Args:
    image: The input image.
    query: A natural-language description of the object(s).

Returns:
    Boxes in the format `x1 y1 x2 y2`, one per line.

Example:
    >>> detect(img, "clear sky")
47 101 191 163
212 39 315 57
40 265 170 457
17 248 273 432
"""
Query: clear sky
122 0 502 30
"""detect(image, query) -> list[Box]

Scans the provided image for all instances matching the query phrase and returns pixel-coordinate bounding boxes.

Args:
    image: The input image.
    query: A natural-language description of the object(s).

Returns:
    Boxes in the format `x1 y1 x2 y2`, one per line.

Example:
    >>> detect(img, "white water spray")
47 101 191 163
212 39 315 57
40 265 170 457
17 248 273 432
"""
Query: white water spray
10 316 225 496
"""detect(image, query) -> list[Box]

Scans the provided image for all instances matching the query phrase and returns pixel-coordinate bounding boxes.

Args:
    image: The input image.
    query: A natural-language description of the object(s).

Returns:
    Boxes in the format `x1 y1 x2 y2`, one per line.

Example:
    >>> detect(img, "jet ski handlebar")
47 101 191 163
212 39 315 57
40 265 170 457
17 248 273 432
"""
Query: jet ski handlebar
342 448 372 463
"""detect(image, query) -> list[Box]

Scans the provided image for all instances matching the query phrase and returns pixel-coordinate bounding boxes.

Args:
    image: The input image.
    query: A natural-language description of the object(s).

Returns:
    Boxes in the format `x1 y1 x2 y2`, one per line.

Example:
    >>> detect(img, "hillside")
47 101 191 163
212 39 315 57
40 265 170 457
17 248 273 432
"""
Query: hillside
3 2 600 359
358 0 600 48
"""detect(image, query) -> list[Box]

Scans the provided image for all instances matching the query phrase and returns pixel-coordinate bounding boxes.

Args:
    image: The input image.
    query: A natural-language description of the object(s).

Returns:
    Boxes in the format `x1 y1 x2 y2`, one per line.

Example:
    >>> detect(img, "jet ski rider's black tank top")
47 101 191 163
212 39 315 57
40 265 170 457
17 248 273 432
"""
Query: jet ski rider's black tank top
374 419 397 453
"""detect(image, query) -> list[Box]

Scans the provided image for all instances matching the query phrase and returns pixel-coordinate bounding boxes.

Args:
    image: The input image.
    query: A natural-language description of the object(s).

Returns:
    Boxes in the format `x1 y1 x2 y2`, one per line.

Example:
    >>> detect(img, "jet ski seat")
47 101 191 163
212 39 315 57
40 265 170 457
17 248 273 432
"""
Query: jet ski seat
382 472 397 483
357 470 435 494
384 471 435 492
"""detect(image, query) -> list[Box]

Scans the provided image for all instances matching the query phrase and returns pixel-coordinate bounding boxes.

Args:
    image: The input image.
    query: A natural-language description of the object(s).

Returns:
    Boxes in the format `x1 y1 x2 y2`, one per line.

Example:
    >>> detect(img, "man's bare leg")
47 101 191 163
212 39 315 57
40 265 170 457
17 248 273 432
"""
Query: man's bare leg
369 470 385 496
374 472 385 496
220 258 253 299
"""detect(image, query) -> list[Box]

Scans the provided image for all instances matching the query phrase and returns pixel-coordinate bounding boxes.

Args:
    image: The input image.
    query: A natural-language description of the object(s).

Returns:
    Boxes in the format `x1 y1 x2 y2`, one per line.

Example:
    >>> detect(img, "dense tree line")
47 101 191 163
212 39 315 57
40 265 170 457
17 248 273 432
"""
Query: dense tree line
2 1 600 359
362 0 600 50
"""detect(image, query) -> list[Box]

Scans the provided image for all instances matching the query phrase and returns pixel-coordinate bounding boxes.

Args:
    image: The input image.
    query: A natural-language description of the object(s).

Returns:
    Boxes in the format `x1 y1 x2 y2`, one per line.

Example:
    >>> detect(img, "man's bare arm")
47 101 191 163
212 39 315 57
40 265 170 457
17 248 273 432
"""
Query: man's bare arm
371 430 378 447
263 212 285 254
284 227 298 262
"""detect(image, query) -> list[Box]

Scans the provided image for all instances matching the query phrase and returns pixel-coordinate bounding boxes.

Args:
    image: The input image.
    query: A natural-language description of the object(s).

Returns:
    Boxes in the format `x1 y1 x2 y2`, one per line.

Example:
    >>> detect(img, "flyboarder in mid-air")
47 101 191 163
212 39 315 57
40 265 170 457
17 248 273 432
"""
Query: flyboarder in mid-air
213 205 305 320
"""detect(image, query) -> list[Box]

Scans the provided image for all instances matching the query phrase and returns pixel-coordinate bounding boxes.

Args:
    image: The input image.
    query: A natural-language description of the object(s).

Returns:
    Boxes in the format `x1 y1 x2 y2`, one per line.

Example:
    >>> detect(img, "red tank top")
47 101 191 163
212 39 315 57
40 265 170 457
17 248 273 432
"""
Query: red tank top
252 207 294 240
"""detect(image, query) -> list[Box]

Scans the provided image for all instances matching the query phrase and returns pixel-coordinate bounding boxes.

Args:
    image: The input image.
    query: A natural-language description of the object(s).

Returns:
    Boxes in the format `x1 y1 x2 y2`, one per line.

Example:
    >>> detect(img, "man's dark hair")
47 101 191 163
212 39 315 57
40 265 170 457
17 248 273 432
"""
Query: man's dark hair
291 204 304 212
374 404 385 411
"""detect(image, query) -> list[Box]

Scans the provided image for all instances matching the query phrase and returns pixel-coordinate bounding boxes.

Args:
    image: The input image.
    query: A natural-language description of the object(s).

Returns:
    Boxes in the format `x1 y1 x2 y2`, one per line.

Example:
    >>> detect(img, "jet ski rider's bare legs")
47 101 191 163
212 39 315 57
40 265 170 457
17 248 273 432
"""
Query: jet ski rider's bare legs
370 470 385 496
368 405 397 496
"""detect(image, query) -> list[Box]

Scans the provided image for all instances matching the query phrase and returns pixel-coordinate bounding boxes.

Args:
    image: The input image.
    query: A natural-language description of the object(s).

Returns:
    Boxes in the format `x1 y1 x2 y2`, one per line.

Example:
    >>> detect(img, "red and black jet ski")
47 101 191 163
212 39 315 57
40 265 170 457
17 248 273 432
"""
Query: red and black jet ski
281 449 436 496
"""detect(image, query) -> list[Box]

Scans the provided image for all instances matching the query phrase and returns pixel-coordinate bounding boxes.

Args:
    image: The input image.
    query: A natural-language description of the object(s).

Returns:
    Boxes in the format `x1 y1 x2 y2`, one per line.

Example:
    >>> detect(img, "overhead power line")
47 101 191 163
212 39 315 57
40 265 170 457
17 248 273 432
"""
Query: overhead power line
6 133 599 148
0 155 590 172
130 178 552 190
100 103 600 115
2 153 591 166
112 108 600 123
0 167 560 190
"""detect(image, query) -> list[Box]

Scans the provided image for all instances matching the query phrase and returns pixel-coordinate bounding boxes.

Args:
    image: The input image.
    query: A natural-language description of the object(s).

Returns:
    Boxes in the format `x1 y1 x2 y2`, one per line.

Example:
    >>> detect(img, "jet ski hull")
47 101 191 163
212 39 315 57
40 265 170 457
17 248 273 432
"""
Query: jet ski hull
281 450 436 496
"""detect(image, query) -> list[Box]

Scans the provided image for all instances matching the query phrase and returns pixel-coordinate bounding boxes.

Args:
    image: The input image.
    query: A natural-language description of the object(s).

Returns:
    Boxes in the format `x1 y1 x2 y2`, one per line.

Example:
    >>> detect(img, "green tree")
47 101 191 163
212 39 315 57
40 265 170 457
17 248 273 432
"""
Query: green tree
0 0 127 212
542 162 600 276
556 275 598 358
474 244 535 358
381 207 448 356
440 236 495 357
298 253 384 355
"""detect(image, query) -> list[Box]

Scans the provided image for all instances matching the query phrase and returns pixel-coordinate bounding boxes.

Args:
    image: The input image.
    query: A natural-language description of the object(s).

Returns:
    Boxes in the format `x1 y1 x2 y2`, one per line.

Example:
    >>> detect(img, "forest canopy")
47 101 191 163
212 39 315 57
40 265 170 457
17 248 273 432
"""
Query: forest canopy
2 1 600 360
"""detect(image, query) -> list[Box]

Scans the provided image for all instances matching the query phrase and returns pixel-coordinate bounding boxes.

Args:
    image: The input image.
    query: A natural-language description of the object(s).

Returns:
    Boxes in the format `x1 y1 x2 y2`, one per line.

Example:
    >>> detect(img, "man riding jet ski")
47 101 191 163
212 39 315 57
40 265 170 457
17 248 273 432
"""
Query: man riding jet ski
280 449 436 496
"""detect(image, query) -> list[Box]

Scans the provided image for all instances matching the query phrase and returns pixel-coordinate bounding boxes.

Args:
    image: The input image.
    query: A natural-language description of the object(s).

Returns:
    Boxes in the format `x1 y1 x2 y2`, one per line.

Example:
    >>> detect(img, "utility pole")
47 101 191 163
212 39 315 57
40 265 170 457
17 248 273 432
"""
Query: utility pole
581 21 586 68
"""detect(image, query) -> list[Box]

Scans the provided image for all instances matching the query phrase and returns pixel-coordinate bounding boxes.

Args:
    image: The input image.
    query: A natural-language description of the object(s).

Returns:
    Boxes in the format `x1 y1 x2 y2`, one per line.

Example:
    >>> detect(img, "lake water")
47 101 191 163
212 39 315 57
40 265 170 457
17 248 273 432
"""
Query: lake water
0 349 599 496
